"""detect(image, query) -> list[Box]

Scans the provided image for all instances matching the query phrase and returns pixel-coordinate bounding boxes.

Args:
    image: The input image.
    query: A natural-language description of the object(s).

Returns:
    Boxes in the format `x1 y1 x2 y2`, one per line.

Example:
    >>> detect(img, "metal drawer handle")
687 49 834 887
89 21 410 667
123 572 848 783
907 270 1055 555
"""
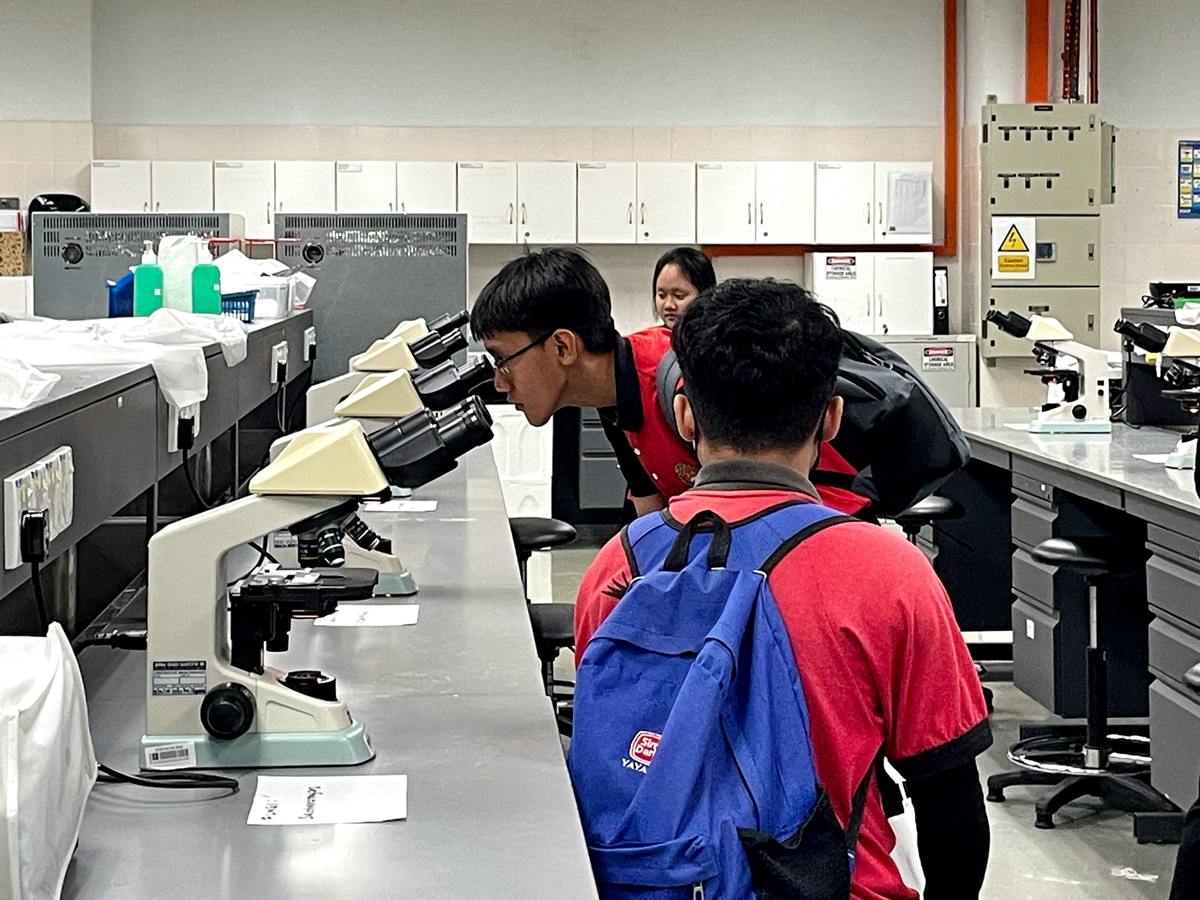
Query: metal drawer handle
1185 663 1200 693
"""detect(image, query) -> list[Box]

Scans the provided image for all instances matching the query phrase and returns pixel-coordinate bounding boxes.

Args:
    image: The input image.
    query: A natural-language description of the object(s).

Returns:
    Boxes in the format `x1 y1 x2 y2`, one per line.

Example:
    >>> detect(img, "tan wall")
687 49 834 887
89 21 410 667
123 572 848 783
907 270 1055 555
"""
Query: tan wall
0 121 92 205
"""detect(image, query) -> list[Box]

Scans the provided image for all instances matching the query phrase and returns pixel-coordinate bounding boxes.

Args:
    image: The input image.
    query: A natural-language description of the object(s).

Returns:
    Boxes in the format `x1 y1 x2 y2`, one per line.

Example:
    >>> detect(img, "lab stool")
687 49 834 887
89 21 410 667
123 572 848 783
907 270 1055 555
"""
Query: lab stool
509 517 578 717
986 538 1175 832
892 495 964 545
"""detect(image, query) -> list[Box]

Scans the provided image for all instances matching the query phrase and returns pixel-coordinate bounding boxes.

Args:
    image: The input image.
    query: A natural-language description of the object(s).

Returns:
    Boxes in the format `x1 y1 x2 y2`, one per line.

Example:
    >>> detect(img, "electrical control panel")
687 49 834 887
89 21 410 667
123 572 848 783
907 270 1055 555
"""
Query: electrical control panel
4 446 75 570
980 101 1109 359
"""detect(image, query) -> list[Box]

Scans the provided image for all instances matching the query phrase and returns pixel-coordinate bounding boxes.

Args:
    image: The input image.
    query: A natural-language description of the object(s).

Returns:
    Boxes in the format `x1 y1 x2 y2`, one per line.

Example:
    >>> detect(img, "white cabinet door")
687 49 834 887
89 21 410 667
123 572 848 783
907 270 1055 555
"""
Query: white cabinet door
396 162 457 213
814 161 875 244
807 252 876 334
151 161 213 212
875 161 934 244
214 161 275 238
756 161 815 244
637 163 696 244
517 162 577 244
695 162 755 244
577 162 636 243
90 161 152 212
336 161 396 212
274 161 336 214
874 252 933 335
457 162 517 243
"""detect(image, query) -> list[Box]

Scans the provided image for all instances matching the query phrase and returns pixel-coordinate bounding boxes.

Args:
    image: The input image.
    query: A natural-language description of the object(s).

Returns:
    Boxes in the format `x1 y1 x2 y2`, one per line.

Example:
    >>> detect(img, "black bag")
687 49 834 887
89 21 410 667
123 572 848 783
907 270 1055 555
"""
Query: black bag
656 331 970 517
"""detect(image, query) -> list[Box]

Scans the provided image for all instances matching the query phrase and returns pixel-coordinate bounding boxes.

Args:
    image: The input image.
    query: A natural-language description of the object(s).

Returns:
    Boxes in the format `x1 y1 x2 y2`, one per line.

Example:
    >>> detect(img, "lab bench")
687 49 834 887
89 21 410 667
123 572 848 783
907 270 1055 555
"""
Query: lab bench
937 408 1200 812
65 447 597 900
0 312 314 633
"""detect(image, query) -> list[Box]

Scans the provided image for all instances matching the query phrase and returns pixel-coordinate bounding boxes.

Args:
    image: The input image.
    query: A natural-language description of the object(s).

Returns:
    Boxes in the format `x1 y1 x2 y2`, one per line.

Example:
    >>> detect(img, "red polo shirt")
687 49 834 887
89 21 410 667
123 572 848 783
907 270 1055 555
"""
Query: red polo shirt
575 459 991 900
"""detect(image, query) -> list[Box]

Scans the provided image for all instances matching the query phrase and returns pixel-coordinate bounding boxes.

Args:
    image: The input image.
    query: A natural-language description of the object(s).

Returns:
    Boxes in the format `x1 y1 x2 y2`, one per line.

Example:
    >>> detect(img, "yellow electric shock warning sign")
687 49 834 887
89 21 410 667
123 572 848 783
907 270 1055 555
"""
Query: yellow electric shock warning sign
999 224 1029 253
992 216 1036 280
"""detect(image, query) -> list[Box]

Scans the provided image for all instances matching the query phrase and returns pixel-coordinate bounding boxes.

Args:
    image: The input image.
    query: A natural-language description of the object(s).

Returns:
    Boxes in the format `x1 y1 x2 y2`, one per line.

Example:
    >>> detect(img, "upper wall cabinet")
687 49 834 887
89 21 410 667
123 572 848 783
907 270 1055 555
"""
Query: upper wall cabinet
696 161 815 245
397 162 457 213
274 161 336 215
151 161 214 213
91 160 152 213
874 161 934 245
577 162 637 243
336 162 397 212
457 162 517 243
636 163 695 244
214 161 275 239
517 162 577 244
815 161 934 245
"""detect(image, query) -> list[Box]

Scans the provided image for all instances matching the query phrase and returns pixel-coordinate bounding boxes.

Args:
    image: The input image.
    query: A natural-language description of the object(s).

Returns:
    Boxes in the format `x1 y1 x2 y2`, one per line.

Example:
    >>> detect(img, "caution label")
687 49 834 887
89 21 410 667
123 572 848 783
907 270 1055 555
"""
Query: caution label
992 216 1036 281
922 346 956 371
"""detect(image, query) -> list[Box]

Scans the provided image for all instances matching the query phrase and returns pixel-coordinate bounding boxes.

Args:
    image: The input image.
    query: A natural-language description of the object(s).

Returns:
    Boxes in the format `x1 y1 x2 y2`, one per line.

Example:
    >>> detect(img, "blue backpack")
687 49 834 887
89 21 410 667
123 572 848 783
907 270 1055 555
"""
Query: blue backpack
568 503 878 900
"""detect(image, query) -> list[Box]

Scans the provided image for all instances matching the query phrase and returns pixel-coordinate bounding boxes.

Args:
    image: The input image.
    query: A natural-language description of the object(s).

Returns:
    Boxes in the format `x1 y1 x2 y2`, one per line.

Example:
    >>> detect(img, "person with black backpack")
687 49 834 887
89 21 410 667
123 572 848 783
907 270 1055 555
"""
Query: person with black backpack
571 279 991 900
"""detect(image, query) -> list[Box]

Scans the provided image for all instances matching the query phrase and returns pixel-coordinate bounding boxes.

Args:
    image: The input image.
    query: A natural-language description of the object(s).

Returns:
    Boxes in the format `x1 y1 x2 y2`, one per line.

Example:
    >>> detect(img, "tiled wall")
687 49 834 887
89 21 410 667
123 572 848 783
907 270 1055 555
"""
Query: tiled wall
0 121 92 206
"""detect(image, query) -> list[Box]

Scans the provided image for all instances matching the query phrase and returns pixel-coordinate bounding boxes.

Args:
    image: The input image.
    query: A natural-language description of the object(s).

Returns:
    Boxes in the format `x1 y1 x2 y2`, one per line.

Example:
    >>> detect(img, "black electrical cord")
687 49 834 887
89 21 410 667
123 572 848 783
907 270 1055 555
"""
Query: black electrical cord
284 366 314 432
30 559 49 634
97 762 239 796
227 541 279 586
182 453 215 510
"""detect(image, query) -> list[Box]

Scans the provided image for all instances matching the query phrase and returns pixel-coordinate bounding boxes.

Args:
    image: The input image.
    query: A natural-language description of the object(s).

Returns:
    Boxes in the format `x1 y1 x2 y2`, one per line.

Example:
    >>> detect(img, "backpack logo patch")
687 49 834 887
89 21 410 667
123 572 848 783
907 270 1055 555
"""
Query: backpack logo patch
625 731 661 772
675 462 698 485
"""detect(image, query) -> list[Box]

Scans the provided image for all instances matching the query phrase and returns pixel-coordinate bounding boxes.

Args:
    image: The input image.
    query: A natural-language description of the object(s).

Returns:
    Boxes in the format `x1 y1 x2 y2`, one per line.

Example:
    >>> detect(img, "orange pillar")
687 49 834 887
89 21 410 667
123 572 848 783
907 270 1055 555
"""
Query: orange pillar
1026 0 1051 103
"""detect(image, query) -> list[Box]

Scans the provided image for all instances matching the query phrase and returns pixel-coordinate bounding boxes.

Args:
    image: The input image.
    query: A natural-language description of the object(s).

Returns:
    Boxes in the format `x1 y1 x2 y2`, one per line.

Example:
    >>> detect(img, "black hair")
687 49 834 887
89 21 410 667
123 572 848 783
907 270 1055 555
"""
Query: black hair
652 247 717 297
672 279 842 452
470 248 616 353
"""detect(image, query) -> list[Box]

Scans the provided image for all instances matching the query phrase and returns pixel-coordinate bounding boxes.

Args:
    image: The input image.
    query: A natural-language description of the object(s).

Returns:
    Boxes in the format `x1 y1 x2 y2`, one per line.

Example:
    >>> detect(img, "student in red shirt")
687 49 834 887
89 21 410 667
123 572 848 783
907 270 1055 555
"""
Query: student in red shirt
575 278 991 900
469 248 869 517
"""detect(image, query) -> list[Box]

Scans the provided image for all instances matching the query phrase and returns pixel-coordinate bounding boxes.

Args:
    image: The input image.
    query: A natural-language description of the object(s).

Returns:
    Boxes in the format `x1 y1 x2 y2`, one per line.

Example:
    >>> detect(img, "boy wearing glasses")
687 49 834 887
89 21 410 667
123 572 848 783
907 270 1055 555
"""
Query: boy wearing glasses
470 248 868 517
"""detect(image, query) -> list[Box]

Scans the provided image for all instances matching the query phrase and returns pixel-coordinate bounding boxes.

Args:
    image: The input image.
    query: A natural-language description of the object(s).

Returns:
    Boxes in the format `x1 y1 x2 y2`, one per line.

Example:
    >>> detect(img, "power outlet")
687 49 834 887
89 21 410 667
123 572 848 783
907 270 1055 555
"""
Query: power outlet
4 446 74 570
166 403 201 454
271 342 289 384
303 327 317 362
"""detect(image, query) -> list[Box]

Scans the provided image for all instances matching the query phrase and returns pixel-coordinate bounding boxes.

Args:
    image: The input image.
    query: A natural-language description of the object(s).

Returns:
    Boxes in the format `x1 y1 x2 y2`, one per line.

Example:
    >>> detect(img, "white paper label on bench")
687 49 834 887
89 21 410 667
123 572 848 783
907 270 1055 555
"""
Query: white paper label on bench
1133 453 1171 465
1025 619 1036 641
314 605 420 627
248 775 408 825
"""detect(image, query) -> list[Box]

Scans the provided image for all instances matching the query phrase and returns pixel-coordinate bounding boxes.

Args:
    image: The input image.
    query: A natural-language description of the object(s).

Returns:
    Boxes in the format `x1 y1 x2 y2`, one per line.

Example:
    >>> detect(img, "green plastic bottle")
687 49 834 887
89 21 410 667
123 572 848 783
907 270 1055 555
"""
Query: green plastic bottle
133 242 164 316
191 263 222 314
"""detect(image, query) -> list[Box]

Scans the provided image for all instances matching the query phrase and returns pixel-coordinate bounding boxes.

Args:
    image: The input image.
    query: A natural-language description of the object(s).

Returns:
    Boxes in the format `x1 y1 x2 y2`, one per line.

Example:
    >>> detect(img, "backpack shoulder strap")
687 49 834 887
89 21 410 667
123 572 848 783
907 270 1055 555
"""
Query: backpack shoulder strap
716 502 855 573
620 509 681 578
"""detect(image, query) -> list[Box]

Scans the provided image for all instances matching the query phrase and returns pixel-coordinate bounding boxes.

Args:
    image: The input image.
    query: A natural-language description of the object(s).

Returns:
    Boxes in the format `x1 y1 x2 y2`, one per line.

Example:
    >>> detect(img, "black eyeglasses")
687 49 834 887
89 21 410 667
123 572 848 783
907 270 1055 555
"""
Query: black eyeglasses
490 331 554 376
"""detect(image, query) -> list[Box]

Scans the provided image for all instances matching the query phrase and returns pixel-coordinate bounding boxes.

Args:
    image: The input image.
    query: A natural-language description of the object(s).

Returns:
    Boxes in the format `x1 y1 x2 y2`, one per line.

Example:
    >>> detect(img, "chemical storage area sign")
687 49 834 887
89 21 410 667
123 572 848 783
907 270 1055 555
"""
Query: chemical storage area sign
992 216 1036 280
825 256 857 279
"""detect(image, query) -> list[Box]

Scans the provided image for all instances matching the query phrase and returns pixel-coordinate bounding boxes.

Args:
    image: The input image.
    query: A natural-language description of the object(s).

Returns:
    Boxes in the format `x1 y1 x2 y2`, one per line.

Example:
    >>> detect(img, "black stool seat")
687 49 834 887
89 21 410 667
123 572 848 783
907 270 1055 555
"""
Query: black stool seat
893 495 964 528
510 517 577 554
1031 538 1141 577
529 602 576 662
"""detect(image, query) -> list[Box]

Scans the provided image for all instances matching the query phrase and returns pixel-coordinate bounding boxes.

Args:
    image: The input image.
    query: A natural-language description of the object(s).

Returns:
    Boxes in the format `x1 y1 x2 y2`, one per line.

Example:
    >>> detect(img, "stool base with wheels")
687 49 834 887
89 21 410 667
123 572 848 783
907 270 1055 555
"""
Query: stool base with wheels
986 538 1176 835
509 517 577 732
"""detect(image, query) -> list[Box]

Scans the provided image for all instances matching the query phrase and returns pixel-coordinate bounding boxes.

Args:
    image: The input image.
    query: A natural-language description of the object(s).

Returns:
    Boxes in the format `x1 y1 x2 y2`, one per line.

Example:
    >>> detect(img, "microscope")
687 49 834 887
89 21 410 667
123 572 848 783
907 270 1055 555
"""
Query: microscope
142 397 494 769
306 310 493 425
986 310 1112 434
1114 318 1200 468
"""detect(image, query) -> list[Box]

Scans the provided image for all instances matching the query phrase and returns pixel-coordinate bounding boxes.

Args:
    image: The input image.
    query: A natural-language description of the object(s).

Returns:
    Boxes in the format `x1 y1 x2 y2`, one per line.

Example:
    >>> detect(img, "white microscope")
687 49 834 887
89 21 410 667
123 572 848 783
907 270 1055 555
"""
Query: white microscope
1157 327 1200 469
142 397 494 769
986 310 1112 434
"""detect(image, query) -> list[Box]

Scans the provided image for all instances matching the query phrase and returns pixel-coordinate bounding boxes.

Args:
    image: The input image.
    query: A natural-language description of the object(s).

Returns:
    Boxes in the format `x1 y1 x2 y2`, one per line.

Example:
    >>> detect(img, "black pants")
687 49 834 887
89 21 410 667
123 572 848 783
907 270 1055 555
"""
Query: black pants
1171 782 1200 900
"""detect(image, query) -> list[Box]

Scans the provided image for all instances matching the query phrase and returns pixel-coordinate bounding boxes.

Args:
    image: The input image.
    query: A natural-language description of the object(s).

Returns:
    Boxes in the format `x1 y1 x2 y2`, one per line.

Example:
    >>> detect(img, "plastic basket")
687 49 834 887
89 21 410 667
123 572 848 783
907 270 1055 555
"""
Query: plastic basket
221 290 257 323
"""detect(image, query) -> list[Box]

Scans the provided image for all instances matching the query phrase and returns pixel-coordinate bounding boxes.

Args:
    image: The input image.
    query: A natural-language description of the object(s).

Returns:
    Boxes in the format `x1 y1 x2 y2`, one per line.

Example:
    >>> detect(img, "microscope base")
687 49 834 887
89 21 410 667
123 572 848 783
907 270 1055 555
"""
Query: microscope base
141 720 375 770
1029 419 1112 435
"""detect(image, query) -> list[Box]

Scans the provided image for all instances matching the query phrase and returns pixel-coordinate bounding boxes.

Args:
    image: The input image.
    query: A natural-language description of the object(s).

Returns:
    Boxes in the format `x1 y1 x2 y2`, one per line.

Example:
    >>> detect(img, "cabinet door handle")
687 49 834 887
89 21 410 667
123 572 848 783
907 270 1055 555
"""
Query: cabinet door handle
627 202 634 224
507 203 514 225
878 202 883 229
747 202 752 225
1185 663 1200 692
155 202 161 212
877 293 883 318
640 202 646 225
143 202 149 213
266 203 272 224
866 293 871 319
388 202 394 212
400 202 405 214
866 202 871 224
759 202 764 224
520 202 527 225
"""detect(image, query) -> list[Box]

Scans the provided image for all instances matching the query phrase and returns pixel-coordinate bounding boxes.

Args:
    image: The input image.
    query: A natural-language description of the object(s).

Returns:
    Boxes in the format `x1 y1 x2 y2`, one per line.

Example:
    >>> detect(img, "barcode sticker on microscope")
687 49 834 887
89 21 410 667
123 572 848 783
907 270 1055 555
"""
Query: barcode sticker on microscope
146 741 197 770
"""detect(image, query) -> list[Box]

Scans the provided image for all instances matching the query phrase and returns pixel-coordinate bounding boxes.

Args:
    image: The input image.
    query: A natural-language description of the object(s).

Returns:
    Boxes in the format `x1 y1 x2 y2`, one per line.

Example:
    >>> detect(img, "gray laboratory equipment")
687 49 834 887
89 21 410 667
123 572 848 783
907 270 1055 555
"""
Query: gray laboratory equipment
274 213 467 381
31 212 244 320
979 102 1115 359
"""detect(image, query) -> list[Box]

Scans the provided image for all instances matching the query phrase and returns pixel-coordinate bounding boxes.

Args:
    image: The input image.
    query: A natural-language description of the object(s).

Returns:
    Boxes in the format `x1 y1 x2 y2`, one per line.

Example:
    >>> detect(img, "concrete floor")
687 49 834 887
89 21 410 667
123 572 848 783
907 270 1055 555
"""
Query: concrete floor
545 541 1184 899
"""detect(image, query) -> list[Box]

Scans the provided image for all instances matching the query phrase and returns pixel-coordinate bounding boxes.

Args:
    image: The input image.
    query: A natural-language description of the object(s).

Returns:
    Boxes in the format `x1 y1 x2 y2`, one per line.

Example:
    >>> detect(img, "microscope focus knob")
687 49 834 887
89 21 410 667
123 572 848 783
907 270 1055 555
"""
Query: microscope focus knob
1072 404 1088 420
200 683 255 740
